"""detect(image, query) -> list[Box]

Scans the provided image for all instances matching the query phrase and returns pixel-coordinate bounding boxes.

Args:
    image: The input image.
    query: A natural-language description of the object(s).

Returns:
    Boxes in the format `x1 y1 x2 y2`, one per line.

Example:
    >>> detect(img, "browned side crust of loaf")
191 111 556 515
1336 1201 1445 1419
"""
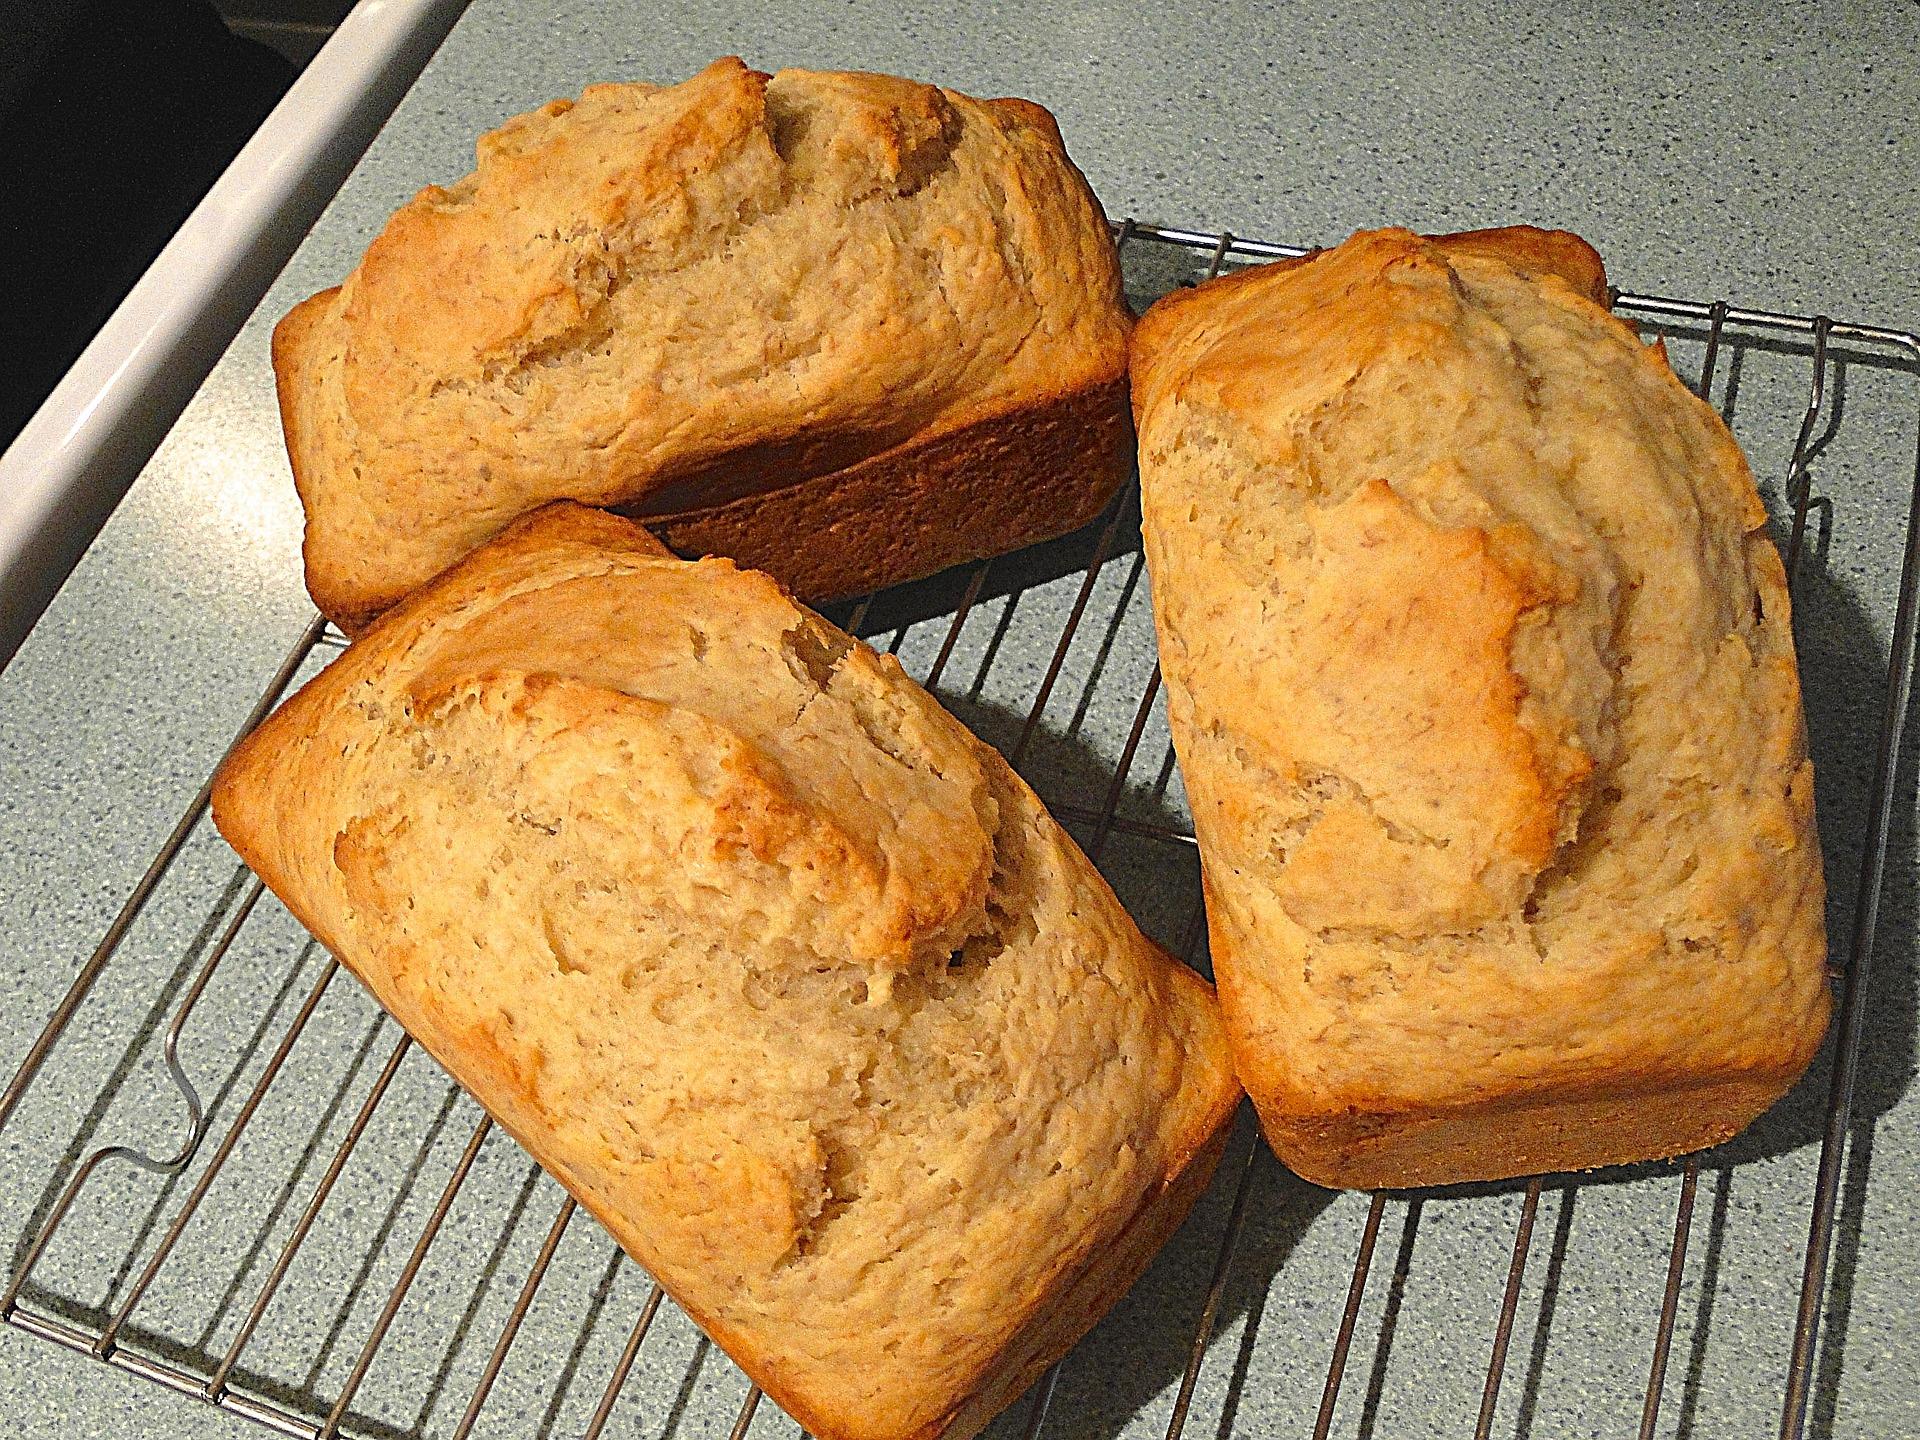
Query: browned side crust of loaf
637 371 1134 603
1242 1049 1819 1193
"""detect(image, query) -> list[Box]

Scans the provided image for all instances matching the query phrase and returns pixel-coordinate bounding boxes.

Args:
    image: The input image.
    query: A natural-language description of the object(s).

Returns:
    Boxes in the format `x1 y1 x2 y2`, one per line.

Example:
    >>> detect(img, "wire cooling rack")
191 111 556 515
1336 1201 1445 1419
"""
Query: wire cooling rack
2 221 1916 1440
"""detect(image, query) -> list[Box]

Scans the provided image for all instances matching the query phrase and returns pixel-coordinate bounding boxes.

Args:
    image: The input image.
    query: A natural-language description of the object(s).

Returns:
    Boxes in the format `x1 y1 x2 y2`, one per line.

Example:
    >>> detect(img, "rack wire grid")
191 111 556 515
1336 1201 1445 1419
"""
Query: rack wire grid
2 220 1916 1440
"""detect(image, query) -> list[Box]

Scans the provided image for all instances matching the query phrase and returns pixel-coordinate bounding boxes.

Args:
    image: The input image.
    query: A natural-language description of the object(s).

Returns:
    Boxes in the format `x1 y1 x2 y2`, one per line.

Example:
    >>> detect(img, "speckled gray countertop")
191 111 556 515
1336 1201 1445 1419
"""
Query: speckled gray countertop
4 3 1918 1438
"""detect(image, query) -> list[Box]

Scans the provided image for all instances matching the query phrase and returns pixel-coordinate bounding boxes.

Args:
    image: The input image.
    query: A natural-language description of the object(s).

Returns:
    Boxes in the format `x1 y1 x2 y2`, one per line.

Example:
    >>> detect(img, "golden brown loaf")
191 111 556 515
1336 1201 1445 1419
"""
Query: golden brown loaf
274 57 1134 633
1131 226 1829 1189
211 504 1239 1440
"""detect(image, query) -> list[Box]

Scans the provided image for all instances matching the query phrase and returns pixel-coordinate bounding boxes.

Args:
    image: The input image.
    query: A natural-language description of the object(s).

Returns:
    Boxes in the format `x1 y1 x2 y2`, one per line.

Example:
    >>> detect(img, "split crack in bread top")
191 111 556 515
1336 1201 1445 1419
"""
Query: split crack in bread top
274 56 1134 633
1130 226 1830 1190
210 503 1239 1440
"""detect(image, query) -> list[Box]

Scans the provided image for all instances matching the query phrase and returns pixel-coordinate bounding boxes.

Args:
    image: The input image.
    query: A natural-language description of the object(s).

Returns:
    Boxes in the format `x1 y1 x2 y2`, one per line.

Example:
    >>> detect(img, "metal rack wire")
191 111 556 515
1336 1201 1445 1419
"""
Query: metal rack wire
2 220 1916 1440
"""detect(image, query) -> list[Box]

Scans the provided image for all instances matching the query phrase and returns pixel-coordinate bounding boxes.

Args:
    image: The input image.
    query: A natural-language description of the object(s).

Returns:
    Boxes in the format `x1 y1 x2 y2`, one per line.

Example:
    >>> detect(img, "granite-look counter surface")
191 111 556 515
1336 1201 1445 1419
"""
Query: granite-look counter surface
3 3 1916 1437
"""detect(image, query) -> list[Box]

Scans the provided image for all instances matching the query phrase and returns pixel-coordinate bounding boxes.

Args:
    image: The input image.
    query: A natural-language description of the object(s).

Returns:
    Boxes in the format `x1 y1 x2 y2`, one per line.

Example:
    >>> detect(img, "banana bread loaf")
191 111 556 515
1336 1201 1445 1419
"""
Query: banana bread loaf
274 57 1133 632
211 503 1239 1440
1131 226 1829 1189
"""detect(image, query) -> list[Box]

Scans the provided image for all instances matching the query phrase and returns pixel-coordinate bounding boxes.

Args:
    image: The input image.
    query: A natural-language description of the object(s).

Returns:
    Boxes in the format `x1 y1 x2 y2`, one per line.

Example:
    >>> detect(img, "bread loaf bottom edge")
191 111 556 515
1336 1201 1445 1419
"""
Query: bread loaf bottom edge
1250 1062 1820 1192
642 373 1134 604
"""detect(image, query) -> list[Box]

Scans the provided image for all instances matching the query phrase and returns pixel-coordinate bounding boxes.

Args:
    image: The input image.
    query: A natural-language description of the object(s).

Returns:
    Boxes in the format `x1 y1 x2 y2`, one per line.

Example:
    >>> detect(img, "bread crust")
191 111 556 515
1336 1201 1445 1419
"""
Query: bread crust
641 371 1131 602
213 503 1238 1439
272 59 1133 633
1132 227 1830 1189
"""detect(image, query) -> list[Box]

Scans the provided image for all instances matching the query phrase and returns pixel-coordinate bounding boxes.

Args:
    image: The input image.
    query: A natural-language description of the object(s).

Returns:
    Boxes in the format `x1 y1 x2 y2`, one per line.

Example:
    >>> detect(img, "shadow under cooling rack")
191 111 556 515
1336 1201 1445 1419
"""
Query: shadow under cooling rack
2 221 1917 1440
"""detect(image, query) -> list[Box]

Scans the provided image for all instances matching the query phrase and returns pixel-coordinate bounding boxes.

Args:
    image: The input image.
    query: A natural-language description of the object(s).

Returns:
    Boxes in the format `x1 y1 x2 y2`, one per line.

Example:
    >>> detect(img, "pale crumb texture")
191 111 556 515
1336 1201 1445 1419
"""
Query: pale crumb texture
1131 227 1829 1189
278 57 1132 631
211 504 1238 1440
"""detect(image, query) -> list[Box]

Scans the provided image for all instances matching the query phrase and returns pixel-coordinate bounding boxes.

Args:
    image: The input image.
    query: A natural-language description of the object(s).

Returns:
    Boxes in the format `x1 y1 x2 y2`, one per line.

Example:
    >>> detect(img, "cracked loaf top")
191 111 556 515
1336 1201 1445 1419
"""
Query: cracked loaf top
210 504 1237 1440
1131 228 1828 1121
274 58 1131 631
